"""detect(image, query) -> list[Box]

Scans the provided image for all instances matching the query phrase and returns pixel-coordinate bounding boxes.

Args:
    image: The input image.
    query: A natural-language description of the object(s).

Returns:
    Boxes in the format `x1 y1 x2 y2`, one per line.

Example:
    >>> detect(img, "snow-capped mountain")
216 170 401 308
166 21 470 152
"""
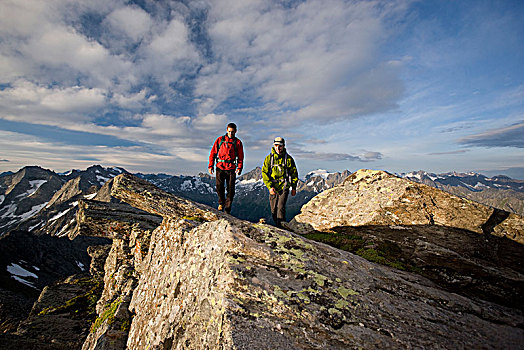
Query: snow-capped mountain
402 170 524 192
302 169 352 193
402 170 524 215
0 166 64 233
0 165 127 237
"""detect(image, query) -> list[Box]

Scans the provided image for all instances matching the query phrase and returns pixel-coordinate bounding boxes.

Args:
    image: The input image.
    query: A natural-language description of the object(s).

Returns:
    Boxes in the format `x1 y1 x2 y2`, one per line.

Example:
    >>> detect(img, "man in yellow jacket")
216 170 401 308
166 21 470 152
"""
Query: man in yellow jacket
262 137 298 228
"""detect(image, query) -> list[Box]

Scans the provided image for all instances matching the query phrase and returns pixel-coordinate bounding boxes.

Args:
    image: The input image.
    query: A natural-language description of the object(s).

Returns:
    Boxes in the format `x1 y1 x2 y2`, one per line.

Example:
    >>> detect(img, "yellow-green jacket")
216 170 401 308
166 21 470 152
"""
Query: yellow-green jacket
262 147 298 192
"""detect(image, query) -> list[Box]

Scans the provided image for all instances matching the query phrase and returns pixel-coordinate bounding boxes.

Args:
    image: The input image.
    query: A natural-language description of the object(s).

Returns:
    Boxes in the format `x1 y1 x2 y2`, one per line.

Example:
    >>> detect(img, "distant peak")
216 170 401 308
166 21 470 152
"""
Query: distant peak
306 169 331 179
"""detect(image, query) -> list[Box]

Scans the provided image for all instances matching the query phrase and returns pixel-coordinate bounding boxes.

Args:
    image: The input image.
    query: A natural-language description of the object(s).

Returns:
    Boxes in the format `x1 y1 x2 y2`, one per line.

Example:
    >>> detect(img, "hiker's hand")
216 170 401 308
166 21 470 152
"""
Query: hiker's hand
269 188 276 196
291 189 296 196
208 167 214 175
236 168 241 175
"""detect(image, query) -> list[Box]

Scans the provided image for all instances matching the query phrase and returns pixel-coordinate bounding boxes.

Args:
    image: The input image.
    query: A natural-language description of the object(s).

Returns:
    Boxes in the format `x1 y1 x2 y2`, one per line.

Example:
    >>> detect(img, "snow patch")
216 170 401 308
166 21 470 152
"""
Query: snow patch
28 221 43 232
0 195 4 206
16 179 47 198
7 263 38 278
459 181 476 190
84 193 97 200
49 208 71 222
181 180 193 191
19 202 48 221
307 169 332 179
237 178 264 190
96 175 110 185
11 275 38 289
0 203 17 219
76 261 85 271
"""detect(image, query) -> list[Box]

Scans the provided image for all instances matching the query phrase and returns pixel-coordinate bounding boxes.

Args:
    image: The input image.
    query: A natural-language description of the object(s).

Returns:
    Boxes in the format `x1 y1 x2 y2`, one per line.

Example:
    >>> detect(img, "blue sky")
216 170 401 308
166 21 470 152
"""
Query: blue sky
0 0 523 178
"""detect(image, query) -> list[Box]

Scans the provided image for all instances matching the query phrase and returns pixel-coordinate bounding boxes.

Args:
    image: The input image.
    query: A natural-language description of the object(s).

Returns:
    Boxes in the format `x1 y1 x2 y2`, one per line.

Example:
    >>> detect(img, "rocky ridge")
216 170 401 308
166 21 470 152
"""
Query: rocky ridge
1 168 523 349
74 174 523 348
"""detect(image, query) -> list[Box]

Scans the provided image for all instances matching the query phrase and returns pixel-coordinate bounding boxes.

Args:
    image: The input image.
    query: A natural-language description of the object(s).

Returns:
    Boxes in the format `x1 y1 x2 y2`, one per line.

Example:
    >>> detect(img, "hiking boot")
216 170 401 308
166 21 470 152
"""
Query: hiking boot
225 207 231 214
218 205 224 211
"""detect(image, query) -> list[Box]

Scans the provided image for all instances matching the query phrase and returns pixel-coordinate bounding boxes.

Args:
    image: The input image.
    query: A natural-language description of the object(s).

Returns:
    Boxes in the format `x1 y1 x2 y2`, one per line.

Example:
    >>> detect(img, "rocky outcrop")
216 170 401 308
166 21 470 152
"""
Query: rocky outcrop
289 169 523 240
289 169 524 309
77 174 523 349
76 200 162 350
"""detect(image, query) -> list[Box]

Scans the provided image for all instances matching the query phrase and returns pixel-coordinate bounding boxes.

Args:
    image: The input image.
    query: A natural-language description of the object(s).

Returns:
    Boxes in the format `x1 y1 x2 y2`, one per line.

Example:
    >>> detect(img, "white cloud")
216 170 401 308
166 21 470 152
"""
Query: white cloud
192 113 228 131
197 0 406 122
0 0 49 37
39 86 106 112
0 80 106 124
136 16 202 87
104 6 152 42
0 129 193 175
111 89 152 109
29 28 107 67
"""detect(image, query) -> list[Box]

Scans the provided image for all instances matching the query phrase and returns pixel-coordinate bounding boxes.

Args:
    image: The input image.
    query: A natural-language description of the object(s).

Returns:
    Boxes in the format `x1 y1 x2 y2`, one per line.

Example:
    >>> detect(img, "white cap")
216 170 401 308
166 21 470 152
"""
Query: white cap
273 137 285 146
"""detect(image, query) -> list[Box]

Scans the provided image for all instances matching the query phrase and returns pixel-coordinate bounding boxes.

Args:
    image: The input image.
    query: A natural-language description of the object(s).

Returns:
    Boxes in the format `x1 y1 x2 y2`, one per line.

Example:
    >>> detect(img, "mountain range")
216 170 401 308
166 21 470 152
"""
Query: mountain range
402 170 524 215
2 165 523 240
2 170 521 349
0 165 523 348
0 165 352 237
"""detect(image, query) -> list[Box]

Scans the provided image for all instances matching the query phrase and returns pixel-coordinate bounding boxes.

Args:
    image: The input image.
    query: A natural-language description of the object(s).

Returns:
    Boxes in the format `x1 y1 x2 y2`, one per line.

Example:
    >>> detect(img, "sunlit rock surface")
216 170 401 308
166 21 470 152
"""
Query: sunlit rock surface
79 174 523 349
290 169 523 243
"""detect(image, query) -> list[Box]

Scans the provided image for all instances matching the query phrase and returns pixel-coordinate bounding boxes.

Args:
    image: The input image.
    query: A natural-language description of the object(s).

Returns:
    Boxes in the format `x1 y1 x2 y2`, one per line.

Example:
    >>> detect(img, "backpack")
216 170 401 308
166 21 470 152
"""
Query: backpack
216 135 238 165
270 152 290 187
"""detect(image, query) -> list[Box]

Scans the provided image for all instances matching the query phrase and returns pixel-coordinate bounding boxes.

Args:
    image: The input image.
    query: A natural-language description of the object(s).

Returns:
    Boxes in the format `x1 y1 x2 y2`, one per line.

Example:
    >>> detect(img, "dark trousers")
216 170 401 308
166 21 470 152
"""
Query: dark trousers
270 189 289 228
216 168 236 211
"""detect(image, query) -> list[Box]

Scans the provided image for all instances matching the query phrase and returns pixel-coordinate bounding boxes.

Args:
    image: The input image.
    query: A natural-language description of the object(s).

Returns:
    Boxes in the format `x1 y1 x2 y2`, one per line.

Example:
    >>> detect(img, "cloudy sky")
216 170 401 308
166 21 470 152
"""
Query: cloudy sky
1 0 523 178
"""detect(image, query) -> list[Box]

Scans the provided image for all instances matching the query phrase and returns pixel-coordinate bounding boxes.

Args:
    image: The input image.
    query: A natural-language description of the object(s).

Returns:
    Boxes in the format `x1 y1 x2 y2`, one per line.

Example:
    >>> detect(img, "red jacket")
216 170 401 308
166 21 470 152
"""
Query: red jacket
208 135 244 172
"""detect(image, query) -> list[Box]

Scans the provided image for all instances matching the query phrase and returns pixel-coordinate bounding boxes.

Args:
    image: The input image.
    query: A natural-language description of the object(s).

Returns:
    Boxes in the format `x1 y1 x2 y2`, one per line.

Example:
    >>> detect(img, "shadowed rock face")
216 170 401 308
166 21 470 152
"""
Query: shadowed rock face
79 174 523 349
289 169 524 309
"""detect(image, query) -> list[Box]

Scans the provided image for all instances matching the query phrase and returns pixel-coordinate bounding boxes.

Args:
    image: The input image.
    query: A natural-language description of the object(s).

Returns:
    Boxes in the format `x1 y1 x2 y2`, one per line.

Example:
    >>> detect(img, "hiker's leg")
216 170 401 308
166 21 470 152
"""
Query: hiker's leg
216 168 226 207
269 192 279 226
225 170 236 212
276 189 289 224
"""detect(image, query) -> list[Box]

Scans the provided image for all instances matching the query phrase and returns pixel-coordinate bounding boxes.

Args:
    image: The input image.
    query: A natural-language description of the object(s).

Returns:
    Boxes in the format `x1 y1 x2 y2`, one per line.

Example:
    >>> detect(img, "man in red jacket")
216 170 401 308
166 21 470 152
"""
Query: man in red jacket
208 123 244 213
